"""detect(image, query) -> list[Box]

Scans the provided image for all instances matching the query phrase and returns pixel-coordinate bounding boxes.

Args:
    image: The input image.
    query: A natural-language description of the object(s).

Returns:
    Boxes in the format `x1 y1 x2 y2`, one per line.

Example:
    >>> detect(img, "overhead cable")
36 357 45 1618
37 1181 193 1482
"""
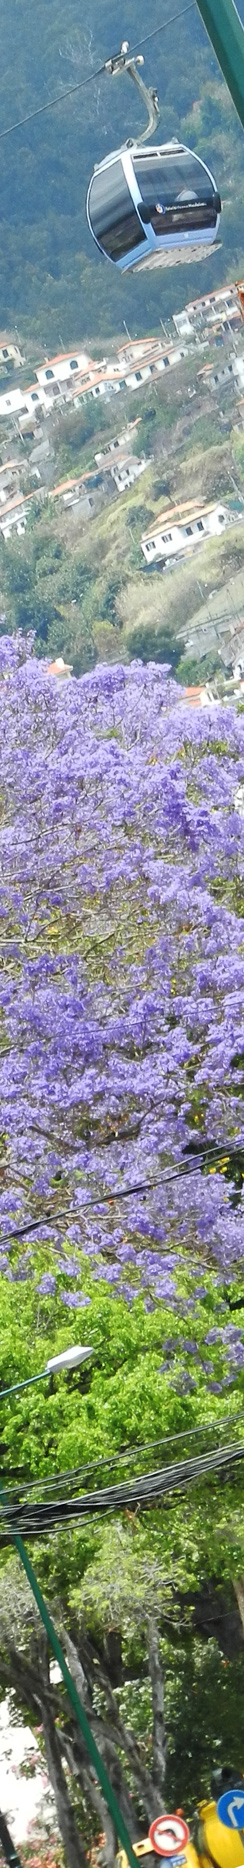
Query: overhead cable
3 1412 242 1503
0 1137 242 1249
0 3 195 143
1 1435 244 1541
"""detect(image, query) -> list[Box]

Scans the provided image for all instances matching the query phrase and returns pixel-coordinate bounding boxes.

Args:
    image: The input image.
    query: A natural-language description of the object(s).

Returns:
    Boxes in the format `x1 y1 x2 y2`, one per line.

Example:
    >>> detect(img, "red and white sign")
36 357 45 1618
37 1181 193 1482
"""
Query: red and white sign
149 1817 189 1858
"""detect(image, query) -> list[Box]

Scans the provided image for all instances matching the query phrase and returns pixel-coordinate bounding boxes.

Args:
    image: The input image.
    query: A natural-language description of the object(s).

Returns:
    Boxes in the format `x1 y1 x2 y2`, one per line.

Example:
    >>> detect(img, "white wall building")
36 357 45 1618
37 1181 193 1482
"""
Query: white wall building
232 355 244 391
125 364 154 390
0 460 24 504
116 337 164 369
0 382 50 419
173 310 194 338
0 337 25 368
141 501 232 566
186 284 238 320
110 456 147 492
95 421 140 465
35 349 91 387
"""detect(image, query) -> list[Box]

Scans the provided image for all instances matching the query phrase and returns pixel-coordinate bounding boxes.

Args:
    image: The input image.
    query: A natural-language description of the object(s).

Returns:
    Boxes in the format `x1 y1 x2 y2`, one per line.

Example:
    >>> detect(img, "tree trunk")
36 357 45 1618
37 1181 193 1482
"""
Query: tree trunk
65 1628 158 1826
147 1621 166 1802
234 1580 244 1637
61 1732 117 1868
42 1693 87 1868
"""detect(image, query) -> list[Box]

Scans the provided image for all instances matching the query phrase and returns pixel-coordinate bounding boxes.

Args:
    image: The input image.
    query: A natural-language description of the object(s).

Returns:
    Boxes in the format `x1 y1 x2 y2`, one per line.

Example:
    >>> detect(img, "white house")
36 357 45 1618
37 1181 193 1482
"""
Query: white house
141 500 232 566
0 486 43 540
173 310 194 338
0 460 25 504
156 344 186 371
232 356 244 392
0 493 29 540
109 455 147 492
116 337 164 369
0 336 25 368
199 359 235 393
185 284 238 321
95 421 141 465
0 382 50 419
35 349 91 388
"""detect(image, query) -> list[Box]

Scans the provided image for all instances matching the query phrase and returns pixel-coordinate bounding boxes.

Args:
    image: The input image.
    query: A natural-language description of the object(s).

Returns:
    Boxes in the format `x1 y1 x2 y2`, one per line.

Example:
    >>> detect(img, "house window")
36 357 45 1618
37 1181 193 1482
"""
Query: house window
31 393 39 402
45 368 54 380
2 349 8 359
135 371 142 381
164 357 169 367
185 525 193 535
197 520 204 532
218 512 225 524
162 531 172 543
70 359 78 370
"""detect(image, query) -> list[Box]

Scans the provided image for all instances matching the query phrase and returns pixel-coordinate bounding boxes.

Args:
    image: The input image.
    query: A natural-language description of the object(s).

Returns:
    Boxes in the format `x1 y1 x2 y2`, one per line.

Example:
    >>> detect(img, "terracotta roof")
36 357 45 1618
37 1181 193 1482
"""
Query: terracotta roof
0 492 26 516
50 469 99 498
36 350 90 369
0 489 35 517
142 498 209 540
117 337 163 352
186 285 235 308
50 476 82 497
0 460 20 473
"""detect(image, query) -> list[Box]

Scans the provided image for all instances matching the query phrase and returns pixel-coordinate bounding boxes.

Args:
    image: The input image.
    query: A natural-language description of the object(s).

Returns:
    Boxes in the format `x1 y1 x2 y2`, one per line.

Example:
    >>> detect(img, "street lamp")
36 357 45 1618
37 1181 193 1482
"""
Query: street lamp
0 1344 93 1401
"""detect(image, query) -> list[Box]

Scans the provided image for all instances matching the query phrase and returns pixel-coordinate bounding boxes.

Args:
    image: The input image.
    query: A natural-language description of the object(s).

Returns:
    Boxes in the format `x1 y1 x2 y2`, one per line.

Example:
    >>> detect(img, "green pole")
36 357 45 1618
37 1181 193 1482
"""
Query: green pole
195 0 244 130
0 1483 137 1868
0 1371 50 1399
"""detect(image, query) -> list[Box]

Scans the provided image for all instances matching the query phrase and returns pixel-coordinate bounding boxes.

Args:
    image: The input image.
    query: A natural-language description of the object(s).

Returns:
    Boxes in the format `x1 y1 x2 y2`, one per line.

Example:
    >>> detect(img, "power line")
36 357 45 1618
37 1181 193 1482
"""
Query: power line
0 3 195 143
1 1435 244 1540
3 1413 242 1503
0 1137 242 1249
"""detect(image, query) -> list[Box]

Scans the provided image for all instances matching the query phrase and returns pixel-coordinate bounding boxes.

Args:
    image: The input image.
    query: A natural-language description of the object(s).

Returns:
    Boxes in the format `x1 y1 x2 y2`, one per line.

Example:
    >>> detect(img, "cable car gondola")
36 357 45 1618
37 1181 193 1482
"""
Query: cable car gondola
86 43 221 274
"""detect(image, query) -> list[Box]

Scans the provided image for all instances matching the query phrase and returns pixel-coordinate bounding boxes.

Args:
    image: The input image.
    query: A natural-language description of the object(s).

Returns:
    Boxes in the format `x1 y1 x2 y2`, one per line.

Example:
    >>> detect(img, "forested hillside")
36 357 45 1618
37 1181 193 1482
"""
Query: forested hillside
1 0 244 350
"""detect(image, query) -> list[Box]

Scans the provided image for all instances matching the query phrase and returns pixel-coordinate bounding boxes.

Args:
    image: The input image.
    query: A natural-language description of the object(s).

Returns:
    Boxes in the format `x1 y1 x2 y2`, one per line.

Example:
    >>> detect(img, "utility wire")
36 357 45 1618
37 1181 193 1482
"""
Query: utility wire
3 1413 242 1503
0 3 195 143
1 1435 244 1540
0 1137 242 1248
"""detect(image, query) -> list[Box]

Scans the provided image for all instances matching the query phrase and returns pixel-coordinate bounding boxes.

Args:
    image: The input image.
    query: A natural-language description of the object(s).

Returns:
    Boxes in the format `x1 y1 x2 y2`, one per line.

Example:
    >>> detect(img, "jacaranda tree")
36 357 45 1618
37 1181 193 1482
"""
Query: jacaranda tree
1 635 244 1860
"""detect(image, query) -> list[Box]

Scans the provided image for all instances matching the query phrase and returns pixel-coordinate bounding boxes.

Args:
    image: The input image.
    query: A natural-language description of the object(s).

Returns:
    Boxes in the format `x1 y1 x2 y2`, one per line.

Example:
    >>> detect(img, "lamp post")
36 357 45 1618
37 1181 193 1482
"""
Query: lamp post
196 0 244 133
0 1343 94 1401
0 1806 23 1868
0 1351 137 1868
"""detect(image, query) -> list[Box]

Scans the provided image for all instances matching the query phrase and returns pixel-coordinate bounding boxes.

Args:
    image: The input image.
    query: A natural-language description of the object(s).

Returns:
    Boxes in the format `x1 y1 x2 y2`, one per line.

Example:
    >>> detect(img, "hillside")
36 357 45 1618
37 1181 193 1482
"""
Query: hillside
1 324 244 680
1 0 244 349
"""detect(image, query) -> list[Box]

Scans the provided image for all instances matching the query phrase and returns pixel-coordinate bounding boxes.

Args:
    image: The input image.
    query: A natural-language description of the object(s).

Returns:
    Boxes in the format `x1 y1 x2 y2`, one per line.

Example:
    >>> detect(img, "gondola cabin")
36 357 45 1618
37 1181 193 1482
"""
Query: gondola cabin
86 141 221 273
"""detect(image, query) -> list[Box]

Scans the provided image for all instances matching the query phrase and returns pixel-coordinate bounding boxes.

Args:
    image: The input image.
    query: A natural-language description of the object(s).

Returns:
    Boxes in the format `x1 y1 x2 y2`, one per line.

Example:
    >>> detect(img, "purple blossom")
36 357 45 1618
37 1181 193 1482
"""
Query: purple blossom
60 1290 91 1308
0 634 244 1358
37 1274 57 1296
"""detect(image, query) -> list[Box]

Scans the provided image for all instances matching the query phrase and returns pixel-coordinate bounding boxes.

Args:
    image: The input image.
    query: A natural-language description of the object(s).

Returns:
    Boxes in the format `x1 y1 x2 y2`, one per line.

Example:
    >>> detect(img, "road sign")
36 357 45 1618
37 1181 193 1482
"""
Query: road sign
149 1818 189 1857
218 1793 244 1831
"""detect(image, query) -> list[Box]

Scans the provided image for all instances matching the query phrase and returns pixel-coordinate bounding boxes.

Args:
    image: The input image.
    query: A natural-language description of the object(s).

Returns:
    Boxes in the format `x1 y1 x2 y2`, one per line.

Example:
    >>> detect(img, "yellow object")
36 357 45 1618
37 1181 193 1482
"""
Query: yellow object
116 1840 199 1868
116 1807 244 1868
197 1801 244 1868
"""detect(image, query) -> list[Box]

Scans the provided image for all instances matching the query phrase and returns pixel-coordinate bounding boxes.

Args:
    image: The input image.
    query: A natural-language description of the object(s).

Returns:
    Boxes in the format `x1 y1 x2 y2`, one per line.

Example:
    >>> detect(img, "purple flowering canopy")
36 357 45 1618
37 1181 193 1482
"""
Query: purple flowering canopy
1 634 244 1320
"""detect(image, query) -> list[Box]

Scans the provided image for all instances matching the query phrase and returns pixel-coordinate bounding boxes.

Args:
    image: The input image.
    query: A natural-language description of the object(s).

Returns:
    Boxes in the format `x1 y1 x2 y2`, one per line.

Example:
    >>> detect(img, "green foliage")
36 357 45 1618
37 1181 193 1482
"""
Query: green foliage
126 622 181 668
175 652 220 685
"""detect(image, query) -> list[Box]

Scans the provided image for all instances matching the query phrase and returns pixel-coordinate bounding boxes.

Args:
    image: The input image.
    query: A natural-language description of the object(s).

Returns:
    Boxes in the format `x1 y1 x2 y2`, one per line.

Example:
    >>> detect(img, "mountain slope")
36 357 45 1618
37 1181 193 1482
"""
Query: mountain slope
1 0 244 347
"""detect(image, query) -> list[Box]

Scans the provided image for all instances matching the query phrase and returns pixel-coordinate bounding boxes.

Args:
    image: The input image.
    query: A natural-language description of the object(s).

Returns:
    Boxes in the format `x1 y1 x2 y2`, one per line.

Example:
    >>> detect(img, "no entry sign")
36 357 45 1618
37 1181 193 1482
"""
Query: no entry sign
149 1817 189 1857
